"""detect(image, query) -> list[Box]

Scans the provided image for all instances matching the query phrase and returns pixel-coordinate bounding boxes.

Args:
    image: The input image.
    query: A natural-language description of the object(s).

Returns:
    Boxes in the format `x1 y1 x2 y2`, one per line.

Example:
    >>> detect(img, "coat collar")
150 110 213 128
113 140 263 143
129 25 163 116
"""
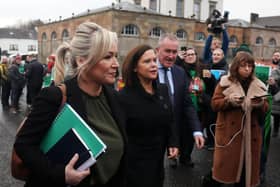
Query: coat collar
220 75 267 99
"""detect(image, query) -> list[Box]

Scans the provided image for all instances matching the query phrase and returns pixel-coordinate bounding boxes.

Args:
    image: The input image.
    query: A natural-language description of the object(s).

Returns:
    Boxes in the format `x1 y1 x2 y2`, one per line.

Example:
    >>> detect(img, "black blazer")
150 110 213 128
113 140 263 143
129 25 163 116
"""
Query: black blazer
25 59 45 88
170 64 201 132
14 78 127 187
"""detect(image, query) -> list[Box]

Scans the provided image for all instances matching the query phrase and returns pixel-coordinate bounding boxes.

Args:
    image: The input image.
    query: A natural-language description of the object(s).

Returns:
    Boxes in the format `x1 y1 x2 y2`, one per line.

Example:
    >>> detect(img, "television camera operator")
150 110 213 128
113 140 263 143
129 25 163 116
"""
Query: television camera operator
203 9 229 64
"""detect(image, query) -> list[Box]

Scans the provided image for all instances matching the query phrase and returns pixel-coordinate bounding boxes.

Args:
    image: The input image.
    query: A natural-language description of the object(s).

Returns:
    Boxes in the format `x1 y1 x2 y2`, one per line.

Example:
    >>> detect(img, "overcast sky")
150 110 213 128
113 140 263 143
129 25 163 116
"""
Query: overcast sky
0 0 278 28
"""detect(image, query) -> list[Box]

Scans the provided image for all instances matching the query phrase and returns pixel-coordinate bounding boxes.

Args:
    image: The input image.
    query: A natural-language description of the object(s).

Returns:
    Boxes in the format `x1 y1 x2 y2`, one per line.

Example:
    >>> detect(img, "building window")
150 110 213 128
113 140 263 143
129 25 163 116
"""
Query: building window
176 0 184 17
193 0 201 20
176 29 187 40
149 27 164 38
51 31 57 41
28 45 36 51
9 44 18 51
51 31 57 53
62 29 69 41
230 35 238 43
121 24 139 36
42 33 47 41
150 0 157 11
269 38 277 47
209 1 217 17
194 32 205 41
256 37 263 45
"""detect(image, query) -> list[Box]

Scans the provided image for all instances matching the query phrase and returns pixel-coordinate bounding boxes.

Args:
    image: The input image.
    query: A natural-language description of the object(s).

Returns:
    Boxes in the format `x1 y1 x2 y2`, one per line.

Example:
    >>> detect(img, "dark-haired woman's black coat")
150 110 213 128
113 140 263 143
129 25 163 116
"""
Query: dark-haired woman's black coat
118 82 178 187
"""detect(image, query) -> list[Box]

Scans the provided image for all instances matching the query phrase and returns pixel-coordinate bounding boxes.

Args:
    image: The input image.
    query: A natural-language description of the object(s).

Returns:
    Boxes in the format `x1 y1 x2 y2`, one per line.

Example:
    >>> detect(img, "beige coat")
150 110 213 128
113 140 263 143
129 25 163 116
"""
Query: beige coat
211 75 269 187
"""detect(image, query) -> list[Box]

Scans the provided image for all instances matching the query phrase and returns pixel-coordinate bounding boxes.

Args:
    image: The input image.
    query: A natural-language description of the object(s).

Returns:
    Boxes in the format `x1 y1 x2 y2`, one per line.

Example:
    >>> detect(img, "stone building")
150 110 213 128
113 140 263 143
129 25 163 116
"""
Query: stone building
37 2 280 65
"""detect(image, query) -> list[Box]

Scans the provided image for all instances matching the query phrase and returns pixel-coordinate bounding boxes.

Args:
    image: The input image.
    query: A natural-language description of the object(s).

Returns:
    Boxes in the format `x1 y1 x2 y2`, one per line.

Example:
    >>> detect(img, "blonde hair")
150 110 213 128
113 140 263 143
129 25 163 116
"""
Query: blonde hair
54 22 118 85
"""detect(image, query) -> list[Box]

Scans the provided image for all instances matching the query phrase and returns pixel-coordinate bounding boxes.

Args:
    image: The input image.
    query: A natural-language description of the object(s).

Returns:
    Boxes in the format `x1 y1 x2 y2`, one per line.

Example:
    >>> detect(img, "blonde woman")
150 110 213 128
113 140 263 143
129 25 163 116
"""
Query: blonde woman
13 22 127 187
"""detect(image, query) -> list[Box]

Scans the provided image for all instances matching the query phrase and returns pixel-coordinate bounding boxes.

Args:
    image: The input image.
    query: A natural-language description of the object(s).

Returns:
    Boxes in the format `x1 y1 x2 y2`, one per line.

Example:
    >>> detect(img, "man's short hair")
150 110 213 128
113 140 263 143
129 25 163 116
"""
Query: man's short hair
158 33 178 47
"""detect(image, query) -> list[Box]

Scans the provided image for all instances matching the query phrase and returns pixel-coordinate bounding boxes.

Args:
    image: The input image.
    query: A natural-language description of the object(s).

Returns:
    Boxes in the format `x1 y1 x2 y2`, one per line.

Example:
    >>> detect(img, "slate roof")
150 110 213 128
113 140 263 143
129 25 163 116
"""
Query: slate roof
0 28 37 39
227 19 265 28
254 16 280 28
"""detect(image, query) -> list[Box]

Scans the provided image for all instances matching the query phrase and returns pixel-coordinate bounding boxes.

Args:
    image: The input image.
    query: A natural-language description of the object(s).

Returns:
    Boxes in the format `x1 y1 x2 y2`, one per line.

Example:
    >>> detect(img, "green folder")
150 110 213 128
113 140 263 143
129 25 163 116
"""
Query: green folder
40 104 107 159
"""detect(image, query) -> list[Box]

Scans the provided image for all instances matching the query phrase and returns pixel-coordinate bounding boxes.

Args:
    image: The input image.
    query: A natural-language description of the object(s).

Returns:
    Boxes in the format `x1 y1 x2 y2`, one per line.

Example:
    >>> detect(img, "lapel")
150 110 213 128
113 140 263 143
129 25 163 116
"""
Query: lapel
64 78 87 121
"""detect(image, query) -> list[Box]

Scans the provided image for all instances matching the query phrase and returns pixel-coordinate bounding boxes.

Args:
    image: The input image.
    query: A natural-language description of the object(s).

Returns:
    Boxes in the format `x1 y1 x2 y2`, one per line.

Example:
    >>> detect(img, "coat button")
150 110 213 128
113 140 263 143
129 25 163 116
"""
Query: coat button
163 104 168 109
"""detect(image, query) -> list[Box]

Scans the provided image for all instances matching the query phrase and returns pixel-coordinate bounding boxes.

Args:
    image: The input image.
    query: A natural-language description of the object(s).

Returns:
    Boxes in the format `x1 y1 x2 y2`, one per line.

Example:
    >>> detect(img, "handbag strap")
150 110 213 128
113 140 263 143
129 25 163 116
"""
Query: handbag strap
16 84 67 134
58 84 67 108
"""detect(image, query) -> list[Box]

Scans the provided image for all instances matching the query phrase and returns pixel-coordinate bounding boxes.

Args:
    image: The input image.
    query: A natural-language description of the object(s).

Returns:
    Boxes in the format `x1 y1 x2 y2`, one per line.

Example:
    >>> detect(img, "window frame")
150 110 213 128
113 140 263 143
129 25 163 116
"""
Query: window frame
149 27 164 38
176 29 187 40
121 24 139 36
194 32 205 41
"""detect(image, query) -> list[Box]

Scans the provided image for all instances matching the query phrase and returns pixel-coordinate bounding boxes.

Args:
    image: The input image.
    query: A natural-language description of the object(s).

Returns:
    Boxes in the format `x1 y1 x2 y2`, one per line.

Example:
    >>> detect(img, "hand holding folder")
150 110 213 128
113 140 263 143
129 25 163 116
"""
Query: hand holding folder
40 104 107 171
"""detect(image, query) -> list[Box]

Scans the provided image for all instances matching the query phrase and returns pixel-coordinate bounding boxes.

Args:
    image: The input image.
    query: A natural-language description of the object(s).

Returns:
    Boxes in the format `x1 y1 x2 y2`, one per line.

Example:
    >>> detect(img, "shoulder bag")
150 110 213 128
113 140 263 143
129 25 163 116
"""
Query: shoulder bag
11 84 67 180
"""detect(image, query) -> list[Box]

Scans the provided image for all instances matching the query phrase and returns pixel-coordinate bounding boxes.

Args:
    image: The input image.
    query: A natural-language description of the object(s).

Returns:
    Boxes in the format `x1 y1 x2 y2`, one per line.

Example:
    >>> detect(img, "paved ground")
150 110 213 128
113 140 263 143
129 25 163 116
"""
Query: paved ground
1 90 279 187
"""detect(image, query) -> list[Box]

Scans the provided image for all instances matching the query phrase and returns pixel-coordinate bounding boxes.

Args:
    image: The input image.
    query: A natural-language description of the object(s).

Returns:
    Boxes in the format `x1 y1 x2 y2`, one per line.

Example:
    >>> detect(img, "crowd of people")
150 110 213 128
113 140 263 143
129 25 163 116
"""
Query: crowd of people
0 21 278 187
0 53 47 113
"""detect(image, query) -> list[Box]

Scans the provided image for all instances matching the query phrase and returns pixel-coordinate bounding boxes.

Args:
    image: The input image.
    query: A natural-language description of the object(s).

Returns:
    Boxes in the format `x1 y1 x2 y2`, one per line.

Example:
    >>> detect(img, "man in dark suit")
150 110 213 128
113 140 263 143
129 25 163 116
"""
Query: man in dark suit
156 33 204 167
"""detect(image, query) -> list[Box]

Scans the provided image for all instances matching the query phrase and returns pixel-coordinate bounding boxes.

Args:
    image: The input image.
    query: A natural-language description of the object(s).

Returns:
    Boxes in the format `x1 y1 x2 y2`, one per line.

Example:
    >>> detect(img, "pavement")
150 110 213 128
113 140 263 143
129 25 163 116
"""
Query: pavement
0 90 279 187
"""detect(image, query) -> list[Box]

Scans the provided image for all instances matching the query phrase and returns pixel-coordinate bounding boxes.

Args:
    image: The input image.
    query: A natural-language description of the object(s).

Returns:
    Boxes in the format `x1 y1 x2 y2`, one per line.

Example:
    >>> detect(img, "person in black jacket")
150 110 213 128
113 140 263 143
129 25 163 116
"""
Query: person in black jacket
13 22 127 187
202 48 228 150
25 53 45 107
176 47 217 151
119 44 179 187
9 55 25 113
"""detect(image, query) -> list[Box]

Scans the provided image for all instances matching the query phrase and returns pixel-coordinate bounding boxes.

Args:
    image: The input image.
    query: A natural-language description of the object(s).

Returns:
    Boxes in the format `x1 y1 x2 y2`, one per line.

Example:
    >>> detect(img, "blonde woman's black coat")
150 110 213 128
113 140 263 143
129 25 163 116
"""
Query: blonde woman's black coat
14 78 127 187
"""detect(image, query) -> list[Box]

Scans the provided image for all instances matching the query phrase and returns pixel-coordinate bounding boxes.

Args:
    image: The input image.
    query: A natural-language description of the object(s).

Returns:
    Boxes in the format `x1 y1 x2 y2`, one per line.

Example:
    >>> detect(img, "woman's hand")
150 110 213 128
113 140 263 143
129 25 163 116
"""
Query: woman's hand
251 97 264 108
267 77 276 85
65 154 90 186
227 93 244 107
167 147 179 159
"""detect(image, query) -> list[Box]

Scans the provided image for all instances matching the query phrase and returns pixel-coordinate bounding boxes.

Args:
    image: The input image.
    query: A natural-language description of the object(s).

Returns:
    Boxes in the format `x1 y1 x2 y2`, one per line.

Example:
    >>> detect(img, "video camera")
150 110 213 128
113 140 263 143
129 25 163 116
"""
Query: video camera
206 9 229 34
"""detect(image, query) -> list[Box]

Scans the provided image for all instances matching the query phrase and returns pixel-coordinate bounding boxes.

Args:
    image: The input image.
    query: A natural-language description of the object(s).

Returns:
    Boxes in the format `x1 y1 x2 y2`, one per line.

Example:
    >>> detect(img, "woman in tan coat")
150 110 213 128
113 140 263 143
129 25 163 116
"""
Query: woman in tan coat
208 52 269 187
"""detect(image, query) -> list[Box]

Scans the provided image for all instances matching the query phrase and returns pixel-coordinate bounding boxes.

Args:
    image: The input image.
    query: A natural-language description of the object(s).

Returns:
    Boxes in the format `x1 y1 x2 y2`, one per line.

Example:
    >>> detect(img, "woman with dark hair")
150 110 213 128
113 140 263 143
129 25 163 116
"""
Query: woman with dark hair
203 51 269 187
119 44 179 187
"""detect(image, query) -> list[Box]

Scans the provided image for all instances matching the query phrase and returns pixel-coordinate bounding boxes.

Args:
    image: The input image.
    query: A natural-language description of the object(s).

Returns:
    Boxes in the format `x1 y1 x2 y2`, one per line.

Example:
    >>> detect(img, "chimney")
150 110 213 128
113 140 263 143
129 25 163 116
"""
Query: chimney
250 13 259 24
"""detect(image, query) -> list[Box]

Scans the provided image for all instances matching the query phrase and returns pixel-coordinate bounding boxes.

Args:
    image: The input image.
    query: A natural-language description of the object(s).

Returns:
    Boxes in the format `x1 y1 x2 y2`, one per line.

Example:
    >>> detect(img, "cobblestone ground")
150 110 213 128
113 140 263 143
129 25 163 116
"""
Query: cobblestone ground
1 90 279 187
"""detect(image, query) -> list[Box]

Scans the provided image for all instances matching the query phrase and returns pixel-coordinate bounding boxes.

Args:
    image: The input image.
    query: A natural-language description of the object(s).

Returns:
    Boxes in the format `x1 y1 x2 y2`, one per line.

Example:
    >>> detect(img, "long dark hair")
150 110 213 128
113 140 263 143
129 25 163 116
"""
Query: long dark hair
229 51 255 83
122 44 154 87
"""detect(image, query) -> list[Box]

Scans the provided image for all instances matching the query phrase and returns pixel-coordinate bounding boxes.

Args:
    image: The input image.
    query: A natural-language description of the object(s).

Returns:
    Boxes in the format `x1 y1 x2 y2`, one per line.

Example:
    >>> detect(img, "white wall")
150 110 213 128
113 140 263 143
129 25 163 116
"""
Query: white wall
141 0 150 9
136 0 224 20
0 38 37 55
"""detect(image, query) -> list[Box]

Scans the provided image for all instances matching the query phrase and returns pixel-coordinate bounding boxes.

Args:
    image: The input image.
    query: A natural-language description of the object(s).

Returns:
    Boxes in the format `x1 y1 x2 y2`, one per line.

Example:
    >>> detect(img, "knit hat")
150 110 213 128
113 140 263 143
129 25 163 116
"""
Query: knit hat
234 44 252 57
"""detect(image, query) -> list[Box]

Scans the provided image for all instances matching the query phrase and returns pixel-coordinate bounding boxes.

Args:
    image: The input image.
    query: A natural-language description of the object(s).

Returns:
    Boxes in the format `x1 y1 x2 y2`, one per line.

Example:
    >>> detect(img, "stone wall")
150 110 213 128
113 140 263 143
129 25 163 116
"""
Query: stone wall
37 8 280 65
